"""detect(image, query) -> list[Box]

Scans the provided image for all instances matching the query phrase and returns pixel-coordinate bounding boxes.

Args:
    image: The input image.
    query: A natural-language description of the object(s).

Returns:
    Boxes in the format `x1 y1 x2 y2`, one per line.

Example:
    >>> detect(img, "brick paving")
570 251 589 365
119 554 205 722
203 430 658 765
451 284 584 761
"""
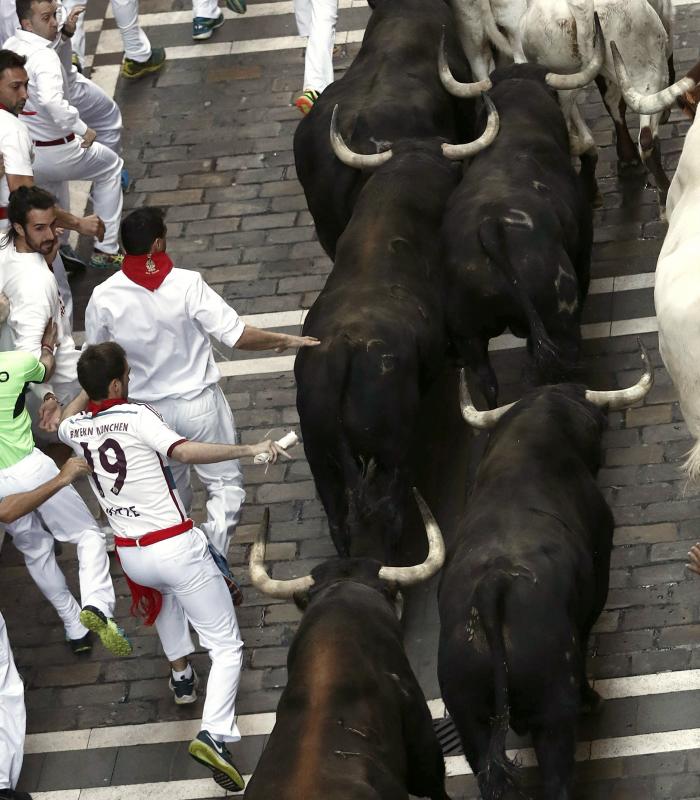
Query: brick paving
1 0 700 796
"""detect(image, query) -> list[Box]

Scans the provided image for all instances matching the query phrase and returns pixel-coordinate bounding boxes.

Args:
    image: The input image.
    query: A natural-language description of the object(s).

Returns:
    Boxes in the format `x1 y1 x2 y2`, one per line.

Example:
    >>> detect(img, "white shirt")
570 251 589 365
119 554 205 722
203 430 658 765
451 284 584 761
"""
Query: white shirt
0 5 18 47
0 109 34 225
0 241 78 388
84 268 246 402
59 402 189 538
3 29 88 140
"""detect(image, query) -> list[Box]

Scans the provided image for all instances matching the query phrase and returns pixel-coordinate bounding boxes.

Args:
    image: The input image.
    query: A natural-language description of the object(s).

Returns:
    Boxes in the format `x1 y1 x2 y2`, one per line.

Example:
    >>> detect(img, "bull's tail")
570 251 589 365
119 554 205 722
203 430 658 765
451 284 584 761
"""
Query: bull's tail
683 439 700 486
478 0 513 56
473 571 531 800
478 217 574 383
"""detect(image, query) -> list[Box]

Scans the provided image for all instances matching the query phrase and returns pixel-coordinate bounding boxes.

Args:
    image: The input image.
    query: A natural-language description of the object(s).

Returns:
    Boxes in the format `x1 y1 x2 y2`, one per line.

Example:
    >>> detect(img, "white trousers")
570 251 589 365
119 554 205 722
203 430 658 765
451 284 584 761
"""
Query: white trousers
295 0 337 92
0 449 115 640
147 385 245 557
118 528 243 741
193 0 221 19
71 73 123 155
0 613 25 790
33 138 123 254
65 0 153 63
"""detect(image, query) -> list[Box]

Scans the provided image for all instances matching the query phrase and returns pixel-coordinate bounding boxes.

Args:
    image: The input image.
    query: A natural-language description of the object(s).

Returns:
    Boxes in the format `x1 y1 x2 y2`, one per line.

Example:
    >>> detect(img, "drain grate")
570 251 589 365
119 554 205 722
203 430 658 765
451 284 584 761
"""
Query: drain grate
432 715 463 757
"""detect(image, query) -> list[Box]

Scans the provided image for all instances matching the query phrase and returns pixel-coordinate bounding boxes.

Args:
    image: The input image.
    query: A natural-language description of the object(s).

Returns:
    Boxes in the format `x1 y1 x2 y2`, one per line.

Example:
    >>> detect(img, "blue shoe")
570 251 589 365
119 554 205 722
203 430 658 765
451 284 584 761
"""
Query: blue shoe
225 0 247 13
169 666 199 705
121 168 130 191
188 730 245 791
192 13 224 40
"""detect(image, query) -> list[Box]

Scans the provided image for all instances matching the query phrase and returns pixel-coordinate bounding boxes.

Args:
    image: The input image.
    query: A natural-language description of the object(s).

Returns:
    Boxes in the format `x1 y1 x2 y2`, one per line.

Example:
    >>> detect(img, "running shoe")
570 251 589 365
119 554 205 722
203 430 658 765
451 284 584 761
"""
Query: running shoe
59 243 88 273
0 789 33 799
192 13 224 40
67 631 92 655
121 47 167 79
294 89 319 115
225 0 247 13
90 251 124 269
207 543 244 606
71 52 83 74
121 168 130 191
79 606 133 656
188 730 245 791
169 667 199 705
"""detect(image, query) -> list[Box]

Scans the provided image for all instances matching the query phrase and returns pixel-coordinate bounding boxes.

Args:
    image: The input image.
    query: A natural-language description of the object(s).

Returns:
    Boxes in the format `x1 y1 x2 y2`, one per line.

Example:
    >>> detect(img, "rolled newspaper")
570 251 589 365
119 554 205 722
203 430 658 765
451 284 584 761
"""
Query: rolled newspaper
253 430 299 463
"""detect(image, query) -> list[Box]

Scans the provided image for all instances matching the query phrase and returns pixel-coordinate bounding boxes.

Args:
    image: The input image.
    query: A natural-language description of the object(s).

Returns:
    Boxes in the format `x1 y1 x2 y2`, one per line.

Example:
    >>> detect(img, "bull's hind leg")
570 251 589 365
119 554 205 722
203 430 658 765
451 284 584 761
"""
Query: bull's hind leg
461 338 498 409
531 715 577 800
595 76 640 171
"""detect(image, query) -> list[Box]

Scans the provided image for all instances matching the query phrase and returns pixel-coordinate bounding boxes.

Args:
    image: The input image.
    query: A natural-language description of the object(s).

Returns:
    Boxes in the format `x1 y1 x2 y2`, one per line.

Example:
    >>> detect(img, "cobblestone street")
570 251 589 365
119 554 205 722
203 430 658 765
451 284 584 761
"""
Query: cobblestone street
1 0 700 796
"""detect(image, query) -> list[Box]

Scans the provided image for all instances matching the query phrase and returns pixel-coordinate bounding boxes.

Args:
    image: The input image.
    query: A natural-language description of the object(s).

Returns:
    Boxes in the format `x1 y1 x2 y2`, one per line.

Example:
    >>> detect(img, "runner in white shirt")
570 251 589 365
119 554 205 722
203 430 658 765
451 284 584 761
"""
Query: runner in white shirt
0 48 105 324
59 341 288 792
0 187 81 423
6 0 123 268
84 206 320 571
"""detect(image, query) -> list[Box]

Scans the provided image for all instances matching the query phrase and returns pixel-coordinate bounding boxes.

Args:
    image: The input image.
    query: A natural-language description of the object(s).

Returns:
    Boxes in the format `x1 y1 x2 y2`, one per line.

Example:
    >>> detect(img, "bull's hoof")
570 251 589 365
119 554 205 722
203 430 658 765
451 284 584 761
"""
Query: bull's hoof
580 687 603 715
591 190 604 209
660 108 671 125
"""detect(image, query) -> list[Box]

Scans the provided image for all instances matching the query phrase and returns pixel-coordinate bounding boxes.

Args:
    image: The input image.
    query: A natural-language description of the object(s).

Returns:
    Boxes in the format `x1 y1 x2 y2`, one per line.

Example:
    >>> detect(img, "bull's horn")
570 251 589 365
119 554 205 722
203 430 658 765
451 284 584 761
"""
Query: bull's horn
438 29 492 98
442 94 500 160
378 489 445 586
585 339 654 410
459 368 515 429
611 40 697 114
546 12 604 90
249 508 315 599
330 104 393 170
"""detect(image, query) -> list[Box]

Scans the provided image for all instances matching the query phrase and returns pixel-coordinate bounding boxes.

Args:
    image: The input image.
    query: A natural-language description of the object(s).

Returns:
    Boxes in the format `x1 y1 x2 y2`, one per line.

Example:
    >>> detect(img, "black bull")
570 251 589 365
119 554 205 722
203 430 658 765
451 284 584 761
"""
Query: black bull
295 141 461 560
440 64 593 408
438 384 615 800
293 0 475 259
245 506 451 800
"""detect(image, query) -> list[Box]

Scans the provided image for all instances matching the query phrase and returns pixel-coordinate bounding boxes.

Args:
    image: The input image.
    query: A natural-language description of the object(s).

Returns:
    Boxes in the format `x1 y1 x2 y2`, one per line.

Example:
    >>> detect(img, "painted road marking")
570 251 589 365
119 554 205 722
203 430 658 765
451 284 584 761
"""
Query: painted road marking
23 669 700 755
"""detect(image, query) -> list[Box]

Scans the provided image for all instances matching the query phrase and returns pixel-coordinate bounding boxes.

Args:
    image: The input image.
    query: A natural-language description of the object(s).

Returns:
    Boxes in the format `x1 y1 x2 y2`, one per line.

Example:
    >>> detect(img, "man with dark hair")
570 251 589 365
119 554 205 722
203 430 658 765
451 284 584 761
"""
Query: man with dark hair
5 0 123 268
59 343 286 791
0 186 81 424
84 206 319 582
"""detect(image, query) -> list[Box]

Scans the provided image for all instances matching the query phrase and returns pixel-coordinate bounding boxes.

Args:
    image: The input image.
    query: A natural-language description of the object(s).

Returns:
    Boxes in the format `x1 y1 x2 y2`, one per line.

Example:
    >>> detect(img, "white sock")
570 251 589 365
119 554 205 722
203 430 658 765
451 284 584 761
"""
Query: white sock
172 663 193 681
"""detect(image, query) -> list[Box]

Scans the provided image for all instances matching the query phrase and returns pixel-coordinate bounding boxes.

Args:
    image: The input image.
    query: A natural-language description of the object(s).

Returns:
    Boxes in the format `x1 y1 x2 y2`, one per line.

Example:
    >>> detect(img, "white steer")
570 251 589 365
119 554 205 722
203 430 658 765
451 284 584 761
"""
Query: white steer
614 61 700 478
521 0 673 209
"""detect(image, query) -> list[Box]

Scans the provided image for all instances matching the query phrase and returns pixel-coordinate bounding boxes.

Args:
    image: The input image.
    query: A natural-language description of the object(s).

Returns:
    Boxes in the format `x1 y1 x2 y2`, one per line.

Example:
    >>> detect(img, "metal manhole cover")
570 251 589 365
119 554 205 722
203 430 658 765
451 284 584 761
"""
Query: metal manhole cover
432 715 463 757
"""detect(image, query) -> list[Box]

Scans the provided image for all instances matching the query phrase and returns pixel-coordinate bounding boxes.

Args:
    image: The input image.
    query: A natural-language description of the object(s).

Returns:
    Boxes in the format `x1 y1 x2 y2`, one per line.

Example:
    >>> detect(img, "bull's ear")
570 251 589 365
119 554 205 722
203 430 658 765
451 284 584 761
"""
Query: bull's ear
293 589 312 611
678 89 699 121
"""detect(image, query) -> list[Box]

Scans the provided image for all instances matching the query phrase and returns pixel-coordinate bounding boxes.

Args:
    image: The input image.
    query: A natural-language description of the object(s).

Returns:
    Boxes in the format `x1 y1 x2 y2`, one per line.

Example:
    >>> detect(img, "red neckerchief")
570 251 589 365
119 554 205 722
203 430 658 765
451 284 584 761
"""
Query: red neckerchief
0 103 36 116
86 397 129 416
121 251 173 292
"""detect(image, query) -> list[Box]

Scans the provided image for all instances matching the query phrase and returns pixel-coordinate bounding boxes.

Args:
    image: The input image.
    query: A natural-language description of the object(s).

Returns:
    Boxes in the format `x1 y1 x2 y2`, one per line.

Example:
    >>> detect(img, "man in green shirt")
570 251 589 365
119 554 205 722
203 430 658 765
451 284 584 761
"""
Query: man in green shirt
0 321 130 657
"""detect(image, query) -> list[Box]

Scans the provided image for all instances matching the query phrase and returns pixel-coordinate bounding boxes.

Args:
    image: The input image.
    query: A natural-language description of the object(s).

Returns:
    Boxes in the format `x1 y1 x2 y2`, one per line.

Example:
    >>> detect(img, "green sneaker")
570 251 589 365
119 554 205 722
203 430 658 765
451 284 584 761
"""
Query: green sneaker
188 730 245 791
90 251 124 269
192 13 224 40
121 47 167 79
225 0 247 13
79 606 132 656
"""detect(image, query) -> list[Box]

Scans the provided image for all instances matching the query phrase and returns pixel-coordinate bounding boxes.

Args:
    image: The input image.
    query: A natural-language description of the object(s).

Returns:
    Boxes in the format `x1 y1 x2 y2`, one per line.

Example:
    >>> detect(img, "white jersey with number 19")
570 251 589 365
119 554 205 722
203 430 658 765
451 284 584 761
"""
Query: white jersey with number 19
58 401 188 539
